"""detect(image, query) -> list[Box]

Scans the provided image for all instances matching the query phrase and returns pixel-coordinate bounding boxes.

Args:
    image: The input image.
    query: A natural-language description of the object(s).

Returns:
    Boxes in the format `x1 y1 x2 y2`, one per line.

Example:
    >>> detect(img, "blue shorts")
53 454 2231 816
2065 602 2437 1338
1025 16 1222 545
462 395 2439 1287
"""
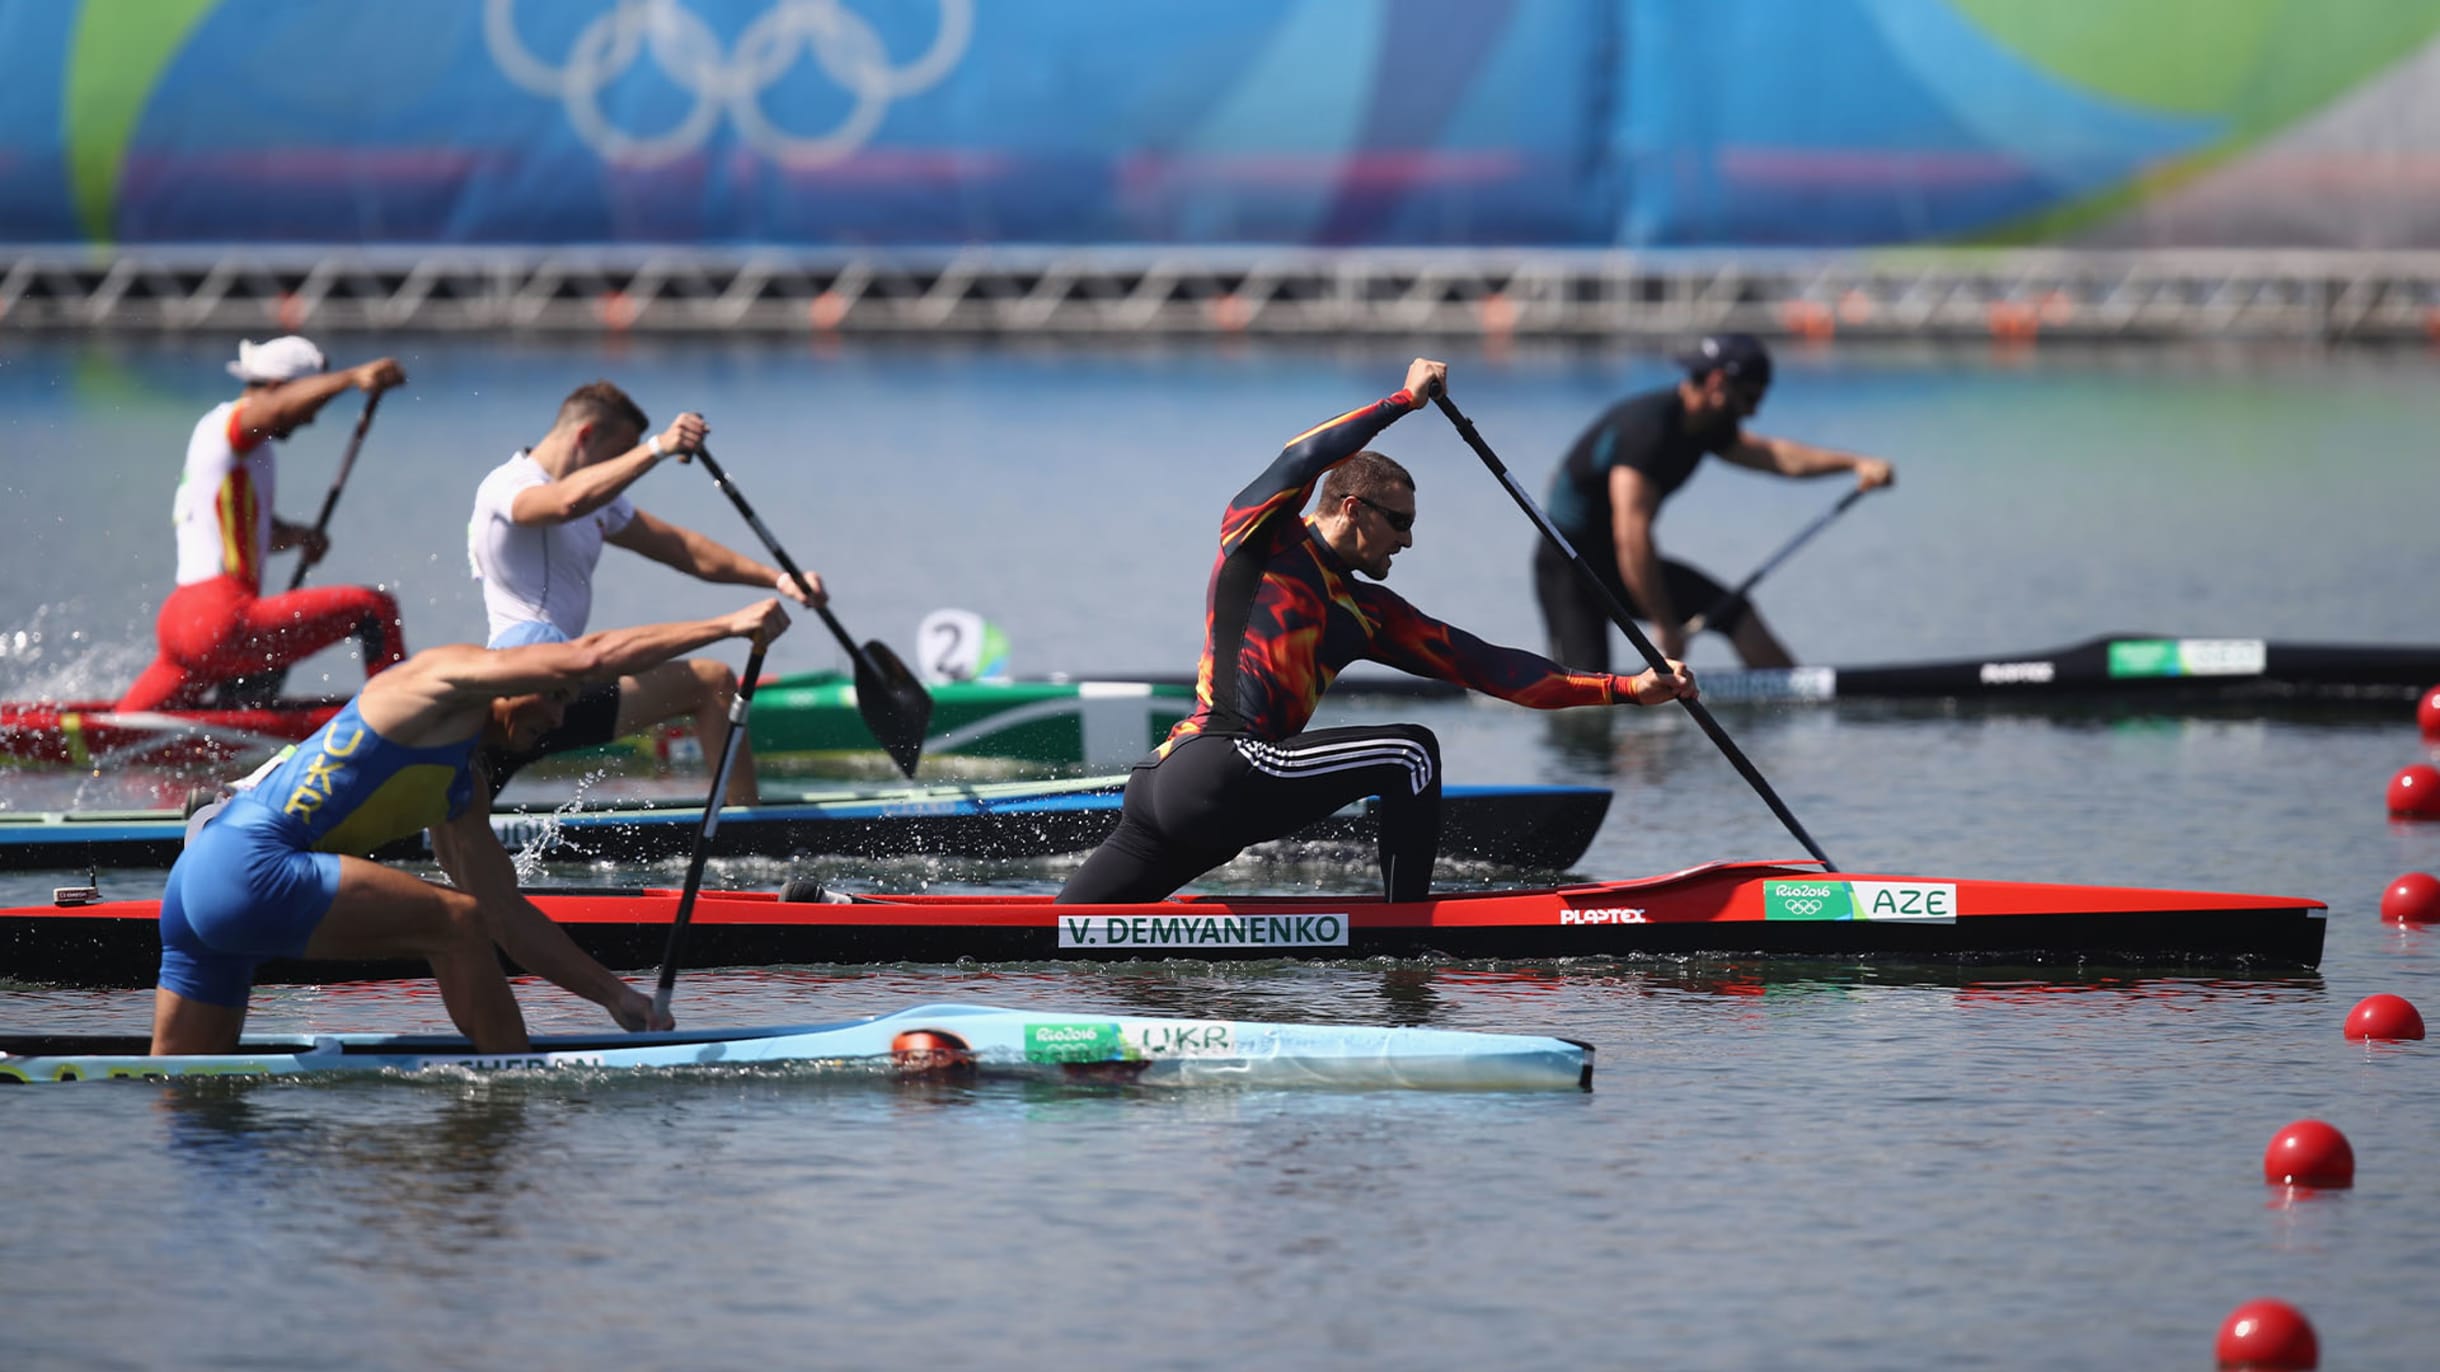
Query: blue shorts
158 806 342 1007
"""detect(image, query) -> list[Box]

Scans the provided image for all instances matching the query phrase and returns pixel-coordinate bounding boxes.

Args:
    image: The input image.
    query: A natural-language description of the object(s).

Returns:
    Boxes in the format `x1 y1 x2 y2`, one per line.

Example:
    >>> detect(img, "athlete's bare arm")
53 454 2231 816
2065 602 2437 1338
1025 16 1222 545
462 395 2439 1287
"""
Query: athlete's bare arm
351 601 791 745
1721 435 1894 490
1607 464 1685 660
428 788 668 1032
235 359 402 440
508 413 710 526
606 509 822 606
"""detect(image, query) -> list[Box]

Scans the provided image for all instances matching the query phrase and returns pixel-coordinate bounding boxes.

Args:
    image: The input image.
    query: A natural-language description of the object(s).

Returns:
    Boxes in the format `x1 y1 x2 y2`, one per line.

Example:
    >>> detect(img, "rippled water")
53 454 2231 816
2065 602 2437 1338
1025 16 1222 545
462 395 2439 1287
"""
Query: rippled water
4 336 2439 1368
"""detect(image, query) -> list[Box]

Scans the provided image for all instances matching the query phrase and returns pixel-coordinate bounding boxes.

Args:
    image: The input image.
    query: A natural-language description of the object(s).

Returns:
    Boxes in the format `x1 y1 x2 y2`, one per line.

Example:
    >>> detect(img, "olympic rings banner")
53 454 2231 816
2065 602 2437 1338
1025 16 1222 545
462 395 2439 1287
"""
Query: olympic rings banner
3 0 2438 248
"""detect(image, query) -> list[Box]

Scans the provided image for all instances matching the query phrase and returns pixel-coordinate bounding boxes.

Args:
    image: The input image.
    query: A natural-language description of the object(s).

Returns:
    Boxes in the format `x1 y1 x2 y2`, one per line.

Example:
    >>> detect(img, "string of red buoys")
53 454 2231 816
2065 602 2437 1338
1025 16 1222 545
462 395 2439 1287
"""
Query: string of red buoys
2224 689 2438 1368
2390 685 2440 816
2218 990 2424 1366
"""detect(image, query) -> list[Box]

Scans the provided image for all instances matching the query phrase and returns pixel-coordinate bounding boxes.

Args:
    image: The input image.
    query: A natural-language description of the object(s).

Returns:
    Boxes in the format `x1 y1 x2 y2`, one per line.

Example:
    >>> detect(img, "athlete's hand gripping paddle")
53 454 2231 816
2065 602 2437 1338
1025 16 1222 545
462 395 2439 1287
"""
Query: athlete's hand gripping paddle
652 641 766 1022
1681 486 1871 637
217 390 386 708
693 445 933 779
1429 383 1839 871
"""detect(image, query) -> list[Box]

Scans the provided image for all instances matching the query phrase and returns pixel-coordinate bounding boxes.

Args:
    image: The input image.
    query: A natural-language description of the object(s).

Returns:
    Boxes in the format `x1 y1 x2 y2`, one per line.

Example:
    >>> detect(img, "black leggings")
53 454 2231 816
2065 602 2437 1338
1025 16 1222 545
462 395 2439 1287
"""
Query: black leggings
1055 724 1443 904
1532 539 1748 674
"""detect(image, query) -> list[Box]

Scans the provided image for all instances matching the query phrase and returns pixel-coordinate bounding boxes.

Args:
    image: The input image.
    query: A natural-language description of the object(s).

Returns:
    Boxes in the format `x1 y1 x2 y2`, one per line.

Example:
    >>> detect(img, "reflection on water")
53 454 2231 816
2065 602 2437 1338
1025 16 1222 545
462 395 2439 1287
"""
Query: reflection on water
155 1082 540 1266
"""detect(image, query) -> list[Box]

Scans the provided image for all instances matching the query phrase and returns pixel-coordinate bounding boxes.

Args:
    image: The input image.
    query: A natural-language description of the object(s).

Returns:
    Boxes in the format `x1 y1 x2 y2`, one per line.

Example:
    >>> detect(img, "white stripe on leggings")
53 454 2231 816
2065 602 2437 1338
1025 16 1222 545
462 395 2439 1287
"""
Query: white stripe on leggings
1233 735 1435 796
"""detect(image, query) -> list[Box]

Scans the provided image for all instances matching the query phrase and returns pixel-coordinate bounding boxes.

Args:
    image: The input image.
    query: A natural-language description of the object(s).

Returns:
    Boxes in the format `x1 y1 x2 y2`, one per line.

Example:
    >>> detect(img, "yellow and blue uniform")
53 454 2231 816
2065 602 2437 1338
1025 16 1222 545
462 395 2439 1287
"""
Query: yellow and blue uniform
159 698 478 1005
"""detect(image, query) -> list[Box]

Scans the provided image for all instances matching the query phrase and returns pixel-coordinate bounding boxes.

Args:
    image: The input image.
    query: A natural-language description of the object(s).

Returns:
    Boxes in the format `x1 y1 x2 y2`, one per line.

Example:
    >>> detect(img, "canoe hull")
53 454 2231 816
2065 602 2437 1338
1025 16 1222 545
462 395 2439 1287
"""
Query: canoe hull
1699 636 2440 706
0 782 1609 871
0 673 1192 776
13 635 2428 776
0 861 2327 988
0 1002 1591 1091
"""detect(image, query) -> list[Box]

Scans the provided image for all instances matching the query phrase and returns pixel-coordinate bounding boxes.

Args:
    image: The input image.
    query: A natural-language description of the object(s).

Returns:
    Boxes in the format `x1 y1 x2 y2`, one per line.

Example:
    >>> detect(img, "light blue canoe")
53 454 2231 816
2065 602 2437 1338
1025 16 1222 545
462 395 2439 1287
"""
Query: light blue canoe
0 1002 1592 1091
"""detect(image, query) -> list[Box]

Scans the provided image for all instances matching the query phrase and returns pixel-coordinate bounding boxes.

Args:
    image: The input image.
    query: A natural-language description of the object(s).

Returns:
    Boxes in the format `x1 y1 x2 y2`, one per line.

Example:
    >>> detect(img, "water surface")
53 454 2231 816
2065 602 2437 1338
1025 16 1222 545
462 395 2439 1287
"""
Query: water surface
4 336 2437 1369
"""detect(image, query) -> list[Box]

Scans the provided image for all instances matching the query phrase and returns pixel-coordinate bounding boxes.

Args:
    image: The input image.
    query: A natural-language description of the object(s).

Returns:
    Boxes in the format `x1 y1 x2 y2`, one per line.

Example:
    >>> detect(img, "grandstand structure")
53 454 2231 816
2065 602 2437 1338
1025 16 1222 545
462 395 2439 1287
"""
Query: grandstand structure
8 246 2440 342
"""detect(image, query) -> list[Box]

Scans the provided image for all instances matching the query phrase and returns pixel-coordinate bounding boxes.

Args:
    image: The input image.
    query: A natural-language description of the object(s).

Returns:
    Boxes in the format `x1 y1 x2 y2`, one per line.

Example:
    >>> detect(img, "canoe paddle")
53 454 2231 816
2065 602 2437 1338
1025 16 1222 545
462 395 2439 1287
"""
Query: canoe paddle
1430 387 1838 871
693 445 933 779
1681 486 1871 637
217 389 385 707
652 640 767 1022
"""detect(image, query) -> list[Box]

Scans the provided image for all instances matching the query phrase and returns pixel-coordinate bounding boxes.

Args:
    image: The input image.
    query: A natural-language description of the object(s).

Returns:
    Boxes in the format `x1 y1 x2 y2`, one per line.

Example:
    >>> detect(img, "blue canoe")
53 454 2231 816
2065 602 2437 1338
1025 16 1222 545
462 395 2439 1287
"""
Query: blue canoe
0 778 1609 871
0 1002 1592 1091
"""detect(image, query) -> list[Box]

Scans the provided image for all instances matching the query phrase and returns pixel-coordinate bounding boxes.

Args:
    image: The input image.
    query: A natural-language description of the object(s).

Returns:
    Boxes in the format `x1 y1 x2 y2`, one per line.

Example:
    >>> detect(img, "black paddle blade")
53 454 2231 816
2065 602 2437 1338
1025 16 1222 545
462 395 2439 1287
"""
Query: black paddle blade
853 639 934 778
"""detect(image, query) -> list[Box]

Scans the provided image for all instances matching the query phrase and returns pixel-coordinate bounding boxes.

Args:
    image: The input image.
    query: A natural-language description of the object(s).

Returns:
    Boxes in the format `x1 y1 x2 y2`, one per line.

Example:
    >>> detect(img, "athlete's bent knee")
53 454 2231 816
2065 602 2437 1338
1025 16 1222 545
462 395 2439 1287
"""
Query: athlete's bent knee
691 657 739 704
435 887 493 950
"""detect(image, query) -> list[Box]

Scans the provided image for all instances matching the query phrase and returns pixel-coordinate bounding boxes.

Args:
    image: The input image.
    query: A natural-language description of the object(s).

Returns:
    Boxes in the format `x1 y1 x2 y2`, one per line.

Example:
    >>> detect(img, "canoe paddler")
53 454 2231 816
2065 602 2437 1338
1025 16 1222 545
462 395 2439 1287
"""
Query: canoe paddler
1056 359 1697 906
117 337 411 711
467 381 823 805
151 598 794 1056
1535 332 1895 670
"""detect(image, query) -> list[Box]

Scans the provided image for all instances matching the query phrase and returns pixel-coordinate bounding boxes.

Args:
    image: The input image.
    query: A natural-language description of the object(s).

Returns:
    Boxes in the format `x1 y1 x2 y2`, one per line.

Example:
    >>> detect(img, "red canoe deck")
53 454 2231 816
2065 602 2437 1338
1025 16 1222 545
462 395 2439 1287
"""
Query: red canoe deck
0 861 2328 987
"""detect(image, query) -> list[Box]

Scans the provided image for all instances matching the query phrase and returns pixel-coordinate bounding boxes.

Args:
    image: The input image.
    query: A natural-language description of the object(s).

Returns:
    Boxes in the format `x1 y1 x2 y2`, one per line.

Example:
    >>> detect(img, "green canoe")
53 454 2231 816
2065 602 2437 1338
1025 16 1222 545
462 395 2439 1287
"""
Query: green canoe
578 672 1195 778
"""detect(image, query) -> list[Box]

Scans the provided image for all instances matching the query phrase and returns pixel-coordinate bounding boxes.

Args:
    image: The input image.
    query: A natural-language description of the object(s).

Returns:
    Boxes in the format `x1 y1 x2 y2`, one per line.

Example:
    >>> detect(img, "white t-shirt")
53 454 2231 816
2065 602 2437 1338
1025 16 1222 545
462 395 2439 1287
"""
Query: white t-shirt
467 451 635 648
171 401 278 589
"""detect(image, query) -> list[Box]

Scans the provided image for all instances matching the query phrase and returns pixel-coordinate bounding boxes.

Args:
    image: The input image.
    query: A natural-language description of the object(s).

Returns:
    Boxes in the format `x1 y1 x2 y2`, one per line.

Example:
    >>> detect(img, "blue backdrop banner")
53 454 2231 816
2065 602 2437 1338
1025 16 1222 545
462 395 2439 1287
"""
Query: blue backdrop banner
4 0 2433 249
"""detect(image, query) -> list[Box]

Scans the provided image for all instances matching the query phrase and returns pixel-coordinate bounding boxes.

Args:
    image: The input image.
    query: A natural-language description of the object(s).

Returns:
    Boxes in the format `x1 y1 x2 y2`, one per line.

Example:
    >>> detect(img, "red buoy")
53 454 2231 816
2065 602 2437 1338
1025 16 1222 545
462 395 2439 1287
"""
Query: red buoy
2389 763 2440 818
2216 1299 2318 1369
2263 1119 2354 1188
2345 993 2426 1041
2382 872 2440 924
2419 683 2440 741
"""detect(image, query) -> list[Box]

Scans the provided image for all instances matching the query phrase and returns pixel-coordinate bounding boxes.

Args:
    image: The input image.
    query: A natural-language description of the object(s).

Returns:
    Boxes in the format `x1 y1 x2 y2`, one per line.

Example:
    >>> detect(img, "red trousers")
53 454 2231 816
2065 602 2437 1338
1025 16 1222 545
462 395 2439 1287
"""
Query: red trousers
118 575 408 710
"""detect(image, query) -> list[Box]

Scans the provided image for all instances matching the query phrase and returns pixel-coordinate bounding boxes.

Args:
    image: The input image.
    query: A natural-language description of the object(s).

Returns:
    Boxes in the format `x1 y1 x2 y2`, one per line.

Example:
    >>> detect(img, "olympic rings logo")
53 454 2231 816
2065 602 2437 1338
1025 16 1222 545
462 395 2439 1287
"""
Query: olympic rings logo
1779 897 1826 916
483 0 971 168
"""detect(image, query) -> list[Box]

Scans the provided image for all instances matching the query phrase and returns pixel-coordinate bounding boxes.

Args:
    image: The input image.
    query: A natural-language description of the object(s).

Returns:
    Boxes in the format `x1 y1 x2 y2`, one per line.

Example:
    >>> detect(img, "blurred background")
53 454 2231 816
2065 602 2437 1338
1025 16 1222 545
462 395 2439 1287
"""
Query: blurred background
8 16 2440 1369
2 0 2434 725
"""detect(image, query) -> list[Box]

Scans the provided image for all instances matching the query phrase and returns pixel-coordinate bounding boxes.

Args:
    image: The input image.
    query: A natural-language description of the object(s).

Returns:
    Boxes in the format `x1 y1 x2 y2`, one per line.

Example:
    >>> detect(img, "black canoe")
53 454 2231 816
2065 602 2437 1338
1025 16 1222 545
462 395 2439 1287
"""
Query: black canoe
1694 635 2439 706
1114 637 2437 708
0 779 1610 872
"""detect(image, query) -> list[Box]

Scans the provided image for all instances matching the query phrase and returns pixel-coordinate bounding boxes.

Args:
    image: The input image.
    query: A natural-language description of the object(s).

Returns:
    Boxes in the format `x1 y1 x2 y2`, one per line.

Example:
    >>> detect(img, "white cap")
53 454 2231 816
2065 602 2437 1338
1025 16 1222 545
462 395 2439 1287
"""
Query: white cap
226 336 327 383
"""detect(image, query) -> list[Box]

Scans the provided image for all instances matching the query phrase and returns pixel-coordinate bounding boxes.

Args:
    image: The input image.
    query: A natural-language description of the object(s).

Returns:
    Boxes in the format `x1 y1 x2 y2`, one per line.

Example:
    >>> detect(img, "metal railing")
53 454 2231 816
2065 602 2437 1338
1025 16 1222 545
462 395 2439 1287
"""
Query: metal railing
9 245 2440 341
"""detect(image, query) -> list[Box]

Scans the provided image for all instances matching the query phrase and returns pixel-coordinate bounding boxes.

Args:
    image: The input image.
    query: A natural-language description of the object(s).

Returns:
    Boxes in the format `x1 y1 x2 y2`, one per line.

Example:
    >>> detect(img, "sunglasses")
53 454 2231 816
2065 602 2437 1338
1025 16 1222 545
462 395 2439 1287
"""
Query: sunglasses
1353 495 1414 534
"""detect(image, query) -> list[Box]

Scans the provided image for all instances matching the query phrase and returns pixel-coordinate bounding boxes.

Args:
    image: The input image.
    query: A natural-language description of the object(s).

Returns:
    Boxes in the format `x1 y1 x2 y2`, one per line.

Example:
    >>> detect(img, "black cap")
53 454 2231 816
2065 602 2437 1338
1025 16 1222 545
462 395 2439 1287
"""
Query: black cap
1677 333 1773 386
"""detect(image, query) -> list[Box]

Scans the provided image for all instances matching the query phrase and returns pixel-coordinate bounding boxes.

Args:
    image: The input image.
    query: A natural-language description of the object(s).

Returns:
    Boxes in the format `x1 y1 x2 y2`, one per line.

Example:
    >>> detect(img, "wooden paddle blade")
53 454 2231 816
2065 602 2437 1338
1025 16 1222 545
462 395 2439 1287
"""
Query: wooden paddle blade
853 639 934 778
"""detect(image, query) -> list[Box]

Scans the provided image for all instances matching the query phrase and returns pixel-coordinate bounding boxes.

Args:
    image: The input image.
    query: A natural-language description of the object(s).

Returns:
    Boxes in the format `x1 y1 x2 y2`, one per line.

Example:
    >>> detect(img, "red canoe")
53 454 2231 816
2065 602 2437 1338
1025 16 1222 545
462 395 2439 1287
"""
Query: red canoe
0 699 340 770
1 860 2326 987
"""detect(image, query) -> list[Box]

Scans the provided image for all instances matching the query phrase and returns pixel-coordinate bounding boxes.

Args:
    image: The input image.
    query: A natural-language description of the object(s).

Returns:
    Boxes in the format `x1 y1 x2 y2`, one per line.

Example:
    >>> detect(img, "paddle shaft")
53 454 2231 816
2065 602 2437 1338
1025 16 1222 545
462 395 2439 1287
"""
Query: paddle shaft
1682 486 1868 637
1431 390 1838 871
693 444 931 779
284 389 384 593
692 446 873 672
652 642 767 1020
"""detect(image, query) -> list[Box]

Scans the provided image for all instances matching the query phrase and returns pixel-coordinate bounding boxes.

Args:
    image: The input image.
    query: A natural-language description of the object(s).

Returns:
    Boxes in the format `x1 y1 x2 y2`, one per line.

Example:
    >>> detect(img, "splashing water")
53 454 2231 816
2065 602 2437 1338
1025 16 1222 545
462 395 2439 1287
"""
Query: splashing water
503 765 621 884
0 600 158 701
